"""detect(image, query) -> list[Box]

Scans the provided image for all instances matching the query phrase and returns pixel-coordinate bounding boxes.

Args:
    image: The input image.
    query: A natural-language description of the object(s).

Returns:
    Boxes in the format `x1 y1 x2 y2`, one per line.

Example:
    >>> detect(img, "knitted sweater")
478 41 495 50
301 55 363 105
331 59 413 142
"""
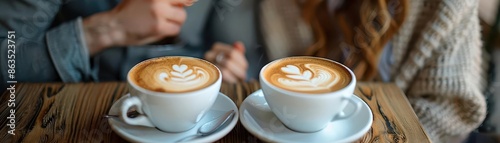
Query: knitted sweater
259 0 488 142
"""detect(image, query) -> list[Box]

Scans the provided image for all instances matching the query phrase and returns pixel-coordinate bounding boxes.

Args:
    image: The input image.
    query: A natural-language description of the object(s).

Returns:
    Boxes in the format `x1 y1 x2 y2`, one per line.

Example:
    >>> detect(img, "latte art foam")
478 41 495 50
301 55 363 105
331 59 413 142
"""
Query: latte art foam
129 57 219 93
263 57 351 93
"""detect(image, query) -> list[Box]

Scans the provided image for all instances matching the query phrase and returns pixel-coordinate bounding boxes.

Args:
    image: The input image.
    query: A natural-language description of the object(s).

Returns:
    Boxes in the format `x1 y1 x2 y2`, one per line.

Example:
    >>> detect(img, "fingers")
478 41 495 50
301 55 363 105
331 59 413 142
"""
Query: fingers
233 41 246 53
208 42 248 68
204 42 249 83
227 50 248 69
170 0 198 6
183 0 198 6
204 42 232 63
229 42 248 69
225 60 247 80
204 49 218 64
157 20 181 37
221 68 238 83
152 1 185 36
162 4 187 25
213 42 233 53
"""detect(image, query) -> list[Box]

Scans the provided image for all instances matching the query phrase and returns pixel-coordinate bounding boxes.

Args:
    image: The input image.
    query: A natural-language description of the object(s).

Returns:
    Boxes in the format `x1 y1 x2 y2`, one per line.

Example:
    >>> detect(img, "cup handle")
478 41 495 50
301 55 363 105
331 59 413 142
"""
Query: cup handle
332 95 362 121
120 96 155 127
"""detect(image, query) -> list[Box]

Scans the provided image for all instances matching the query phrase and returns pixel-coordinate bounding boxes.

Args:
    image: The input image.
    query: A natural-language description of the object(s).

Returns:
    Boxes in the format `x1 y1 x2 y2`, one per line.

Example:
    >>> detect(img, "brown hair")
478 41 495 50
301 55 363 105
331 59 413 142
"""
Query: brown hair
301 0 408 80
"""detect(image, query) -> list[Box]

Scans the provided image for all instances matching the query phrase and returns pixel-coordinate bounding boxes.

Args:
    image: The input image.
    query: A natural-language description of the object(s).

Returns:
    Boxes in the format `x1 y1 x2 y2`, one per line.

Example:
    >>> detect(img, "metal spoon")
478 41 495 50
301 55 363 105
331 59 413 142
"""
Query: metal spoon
104 110 236 142
104 110 140 118
176 110 236 142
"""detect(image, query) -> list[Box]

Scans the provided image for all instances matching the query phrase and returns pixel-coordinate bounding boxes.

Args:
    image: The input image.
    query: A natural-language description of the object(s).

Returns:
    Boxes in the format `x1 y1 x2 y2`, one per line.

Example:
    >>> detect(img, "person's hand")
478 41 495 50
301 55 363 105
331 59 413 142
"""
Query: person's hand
205 41 248 83
83 0 197 55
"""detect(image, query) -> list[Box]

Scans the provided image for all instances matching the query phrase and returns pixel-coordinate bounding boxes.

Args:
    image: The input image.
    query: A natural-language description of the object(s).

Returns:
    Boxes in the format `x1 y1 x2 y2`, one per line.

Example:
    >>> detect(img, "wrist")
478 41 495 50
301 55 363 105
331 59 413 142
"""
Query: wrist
82 12 123 55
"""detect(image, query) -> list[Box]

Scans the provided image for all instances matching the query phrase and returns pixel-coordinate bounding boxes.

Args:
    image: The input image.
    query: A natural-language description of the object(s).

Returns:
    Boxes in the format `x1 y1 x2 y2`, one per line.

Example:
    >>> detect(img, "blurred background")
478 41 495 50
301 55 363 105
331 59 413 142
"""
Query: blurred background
1 0 500 142
478 0 500 141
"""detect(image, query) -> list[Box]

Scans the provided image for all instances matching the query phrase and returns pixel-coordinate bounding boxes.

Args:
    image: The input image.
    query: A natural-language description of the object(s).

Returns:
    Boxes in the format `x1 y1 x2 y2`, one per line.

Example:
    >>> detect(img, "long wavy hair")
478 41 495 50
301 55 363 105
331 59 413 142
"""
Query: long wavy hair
301 0 408 80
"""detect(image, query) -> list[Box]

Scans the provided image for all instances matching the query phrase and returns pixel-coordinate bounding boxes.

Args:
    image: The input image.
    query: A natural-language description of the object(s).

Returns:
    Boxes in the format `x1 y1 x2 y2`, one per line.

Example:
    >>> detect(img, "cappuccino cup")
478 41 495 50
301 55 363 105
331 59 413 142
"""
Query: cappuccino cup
260 56 362 132
120 56 222 132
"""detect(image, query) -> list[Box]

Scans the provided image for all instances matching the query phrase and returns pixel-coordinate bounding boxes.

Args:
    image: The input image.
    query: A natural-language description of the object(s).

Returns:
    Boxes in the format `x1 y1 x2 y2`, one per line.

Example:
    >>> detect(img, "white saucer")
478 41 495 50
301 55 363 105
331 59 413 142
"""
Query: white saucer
239 90 373 143
108 92 239 143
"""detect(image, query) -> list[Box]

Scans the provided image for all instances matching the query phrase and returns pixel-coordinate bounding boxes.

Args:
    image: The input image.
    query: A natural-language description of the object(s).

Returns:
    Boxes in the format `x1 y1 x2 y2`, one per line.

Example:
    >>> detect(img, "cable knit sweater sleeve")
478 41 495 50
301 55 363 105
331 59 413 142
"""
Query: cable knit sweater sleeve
391 0 487 142
258 0 487 142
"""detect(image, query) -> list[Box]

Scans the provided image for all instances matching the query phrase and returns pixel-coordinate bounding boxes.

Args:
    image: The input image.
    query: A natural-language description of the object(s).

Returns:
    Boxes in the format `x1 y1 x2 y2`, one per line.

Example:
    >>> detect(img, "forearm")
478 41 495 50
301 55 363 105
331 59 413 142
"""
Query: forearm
80 0 196 57
82 11 124 56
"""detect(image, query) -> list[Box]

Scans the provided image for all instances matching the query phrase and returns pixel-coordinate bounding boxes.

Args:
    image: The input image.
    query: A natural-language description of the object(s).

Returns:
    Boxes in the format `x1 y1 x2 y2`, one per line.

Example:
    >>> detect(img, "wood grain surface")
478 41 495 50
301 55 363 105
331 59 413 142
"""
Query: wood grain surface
0 81 430 143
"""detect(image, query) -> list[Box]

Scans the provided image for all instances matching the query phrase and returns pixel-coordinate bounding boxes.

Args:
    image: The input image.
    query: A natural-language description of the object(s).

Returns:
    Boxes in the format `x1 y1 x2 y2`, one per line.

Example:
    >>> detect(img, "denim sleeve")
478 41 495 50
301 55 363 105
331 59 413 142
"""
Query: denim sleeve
46 18 93 82
0 0 93 87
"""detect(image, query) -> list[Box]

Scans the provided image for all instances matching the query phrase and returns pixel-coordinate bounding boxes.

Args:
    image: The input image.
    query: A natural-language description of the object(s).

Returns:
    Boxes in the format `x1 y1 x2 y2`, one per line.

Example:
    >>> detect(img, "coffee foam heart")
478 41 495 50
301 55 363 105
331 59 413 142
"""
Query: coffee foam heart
129 57 219 93
263 58 351 94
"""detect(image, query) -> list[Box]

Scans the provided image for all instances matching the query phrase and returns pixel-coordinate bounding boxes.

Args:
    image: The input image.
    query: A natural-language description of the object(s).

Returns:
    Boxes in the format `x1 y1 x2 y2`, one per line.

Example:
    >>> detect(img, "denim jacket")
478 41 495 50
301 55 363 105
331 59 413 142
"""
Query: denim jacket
0 0 265 91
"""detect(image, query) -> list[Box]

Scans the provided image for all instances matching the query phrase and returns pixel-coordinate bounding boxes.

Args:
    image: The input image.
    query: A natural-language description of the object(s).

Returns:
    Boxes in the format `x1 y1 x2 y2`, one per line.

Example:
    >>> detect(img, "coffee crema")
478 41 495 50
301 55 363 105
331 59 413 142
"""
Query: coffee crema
262 57 351 94
129 57 219 93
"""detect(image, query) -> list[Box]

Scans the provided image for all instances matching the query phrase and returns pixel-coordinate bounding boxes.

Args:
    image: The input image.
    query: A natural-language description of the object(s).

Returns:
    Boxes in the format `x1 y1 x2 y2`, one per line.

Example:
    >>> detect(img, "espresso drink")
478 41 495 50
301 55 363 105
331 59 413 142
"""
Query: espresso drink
129 57 219 93
262 57 351 93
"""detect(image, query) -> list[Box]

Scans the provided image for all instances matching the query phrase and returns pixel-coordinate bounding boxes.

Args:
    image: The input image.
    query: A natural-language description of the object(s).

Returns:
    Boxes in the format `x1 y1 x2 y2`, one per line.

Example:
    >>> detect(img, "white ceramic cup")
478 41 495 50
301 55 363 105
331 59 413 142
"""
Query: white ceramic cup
120 57 222 133
260 56 362 133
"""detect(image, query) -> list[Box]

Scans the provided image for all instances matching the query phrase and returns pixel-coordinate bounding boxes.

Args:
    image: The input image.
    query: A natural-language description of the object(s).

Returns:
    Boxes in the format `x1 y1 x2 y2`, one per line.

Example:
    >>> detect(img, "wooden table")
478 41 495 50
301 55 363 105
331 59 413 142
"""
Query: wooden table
0 81 430 142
